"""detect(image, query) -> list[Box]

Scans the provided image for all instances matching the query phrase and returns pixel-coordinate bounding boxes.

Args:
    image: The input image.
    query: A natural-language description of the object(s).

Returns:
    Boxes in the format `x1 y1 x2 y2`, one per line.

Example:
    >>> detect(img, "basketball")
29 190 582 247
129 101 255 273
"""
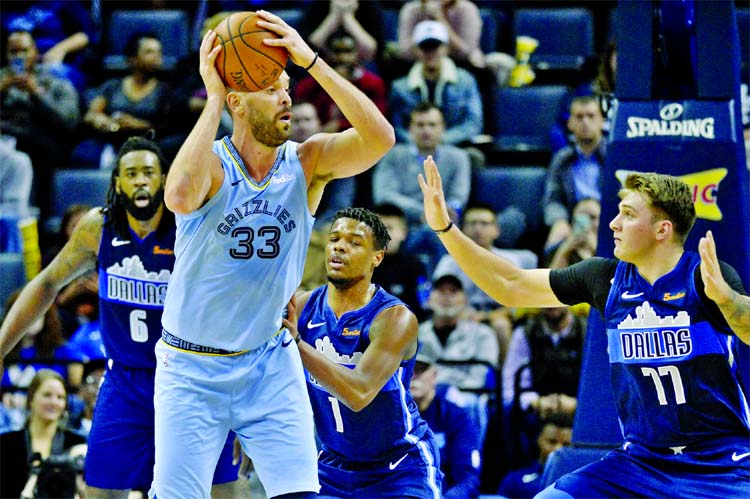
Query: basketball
213 11 288 92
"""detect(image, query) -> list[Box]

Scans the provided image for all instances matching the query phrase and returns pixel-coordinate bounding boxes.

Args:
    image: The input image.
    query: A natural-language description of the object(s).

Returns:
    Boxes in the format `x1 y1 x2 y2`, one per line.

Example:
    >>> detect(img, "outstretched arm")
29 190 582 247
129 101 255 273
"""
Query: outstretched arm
164 30 226 215
0 209 102 360
699 231 750 345
257 10 394 182
284 297 417 412
419 156 563 308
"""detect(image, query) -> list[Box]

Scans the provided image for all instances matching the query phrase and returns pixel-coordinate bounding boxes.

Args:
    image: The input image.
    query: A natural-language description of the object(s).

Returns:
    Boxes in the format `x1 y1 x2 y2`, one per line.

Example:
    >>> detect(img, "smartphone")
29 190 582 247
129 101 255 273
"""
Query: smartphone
572 213 591 235
9 56 25 75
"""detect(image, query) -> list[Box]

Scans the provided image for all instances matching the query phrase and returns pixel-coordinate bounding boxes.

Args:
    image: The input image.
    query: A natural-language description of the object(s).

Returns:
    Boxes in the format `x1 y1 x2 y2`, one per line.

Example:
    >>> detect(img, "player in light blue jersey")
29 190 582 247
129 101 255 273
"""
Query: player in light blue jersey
154 9 395 499
420 159 750 498
0 136 243 499
280 208 442 498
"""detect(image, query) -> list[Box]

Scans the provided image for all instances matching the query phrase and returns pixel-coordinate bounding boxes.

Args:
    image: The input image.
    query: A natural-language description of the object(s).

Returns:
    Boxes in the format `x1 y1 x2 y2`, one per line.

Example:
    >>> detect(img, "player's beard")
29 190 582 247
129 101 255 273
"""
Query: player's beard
123 188 163 221
248 107 290 147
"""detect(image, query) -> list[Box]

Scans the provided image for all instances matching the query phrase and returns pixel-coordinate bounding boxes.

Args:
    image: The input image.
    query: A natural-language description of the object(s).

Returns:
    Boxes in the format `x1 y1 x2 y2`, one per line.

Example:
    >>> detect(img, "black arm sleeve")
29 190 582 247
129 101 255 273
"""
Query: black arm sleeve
549 257 618 313
694 260 747 331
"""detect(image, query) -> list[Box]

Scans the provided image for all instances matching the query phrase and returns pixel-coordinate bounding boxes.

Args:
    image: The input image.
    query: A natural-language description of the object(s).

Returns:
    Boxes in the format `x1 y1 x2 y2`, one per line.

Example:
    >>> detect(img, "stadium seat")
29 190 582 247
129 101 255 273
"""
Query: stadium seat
104 10 190 71
52 169 112 219
492 85 569 153
470 166 547 236
381 9 400 43
539 446 613 489
0 253 26 316
274 8 304 32
480 8 500 54
737 8 749 69
513 8 594 70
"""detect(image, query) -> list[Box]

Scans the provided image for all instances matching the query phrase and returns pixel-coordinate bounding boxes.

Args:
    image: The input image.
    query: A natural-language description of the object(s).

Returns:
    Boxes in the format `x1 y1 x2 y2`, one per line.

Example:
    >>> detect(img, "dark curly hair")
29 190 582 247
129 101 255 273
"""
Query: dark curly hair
102 133 173 239
331 207 391 251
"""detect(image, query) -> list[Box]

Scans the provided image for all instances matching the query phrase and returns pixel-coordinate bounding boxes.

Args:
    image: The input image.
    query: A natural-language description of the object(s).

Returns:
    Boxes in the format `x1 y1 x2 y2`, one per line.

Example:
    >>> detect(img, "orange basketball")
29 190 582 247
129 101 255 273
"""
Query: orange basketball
213 11 288 92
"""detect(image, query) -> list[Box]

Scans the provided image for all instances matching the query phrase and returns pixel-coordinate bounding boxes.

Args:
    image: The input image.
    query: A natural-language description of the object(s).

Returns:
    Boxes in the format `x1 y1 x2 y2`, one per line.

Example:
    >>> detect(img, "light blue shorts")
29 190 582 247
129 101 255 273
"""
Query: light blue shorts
149 332 319 499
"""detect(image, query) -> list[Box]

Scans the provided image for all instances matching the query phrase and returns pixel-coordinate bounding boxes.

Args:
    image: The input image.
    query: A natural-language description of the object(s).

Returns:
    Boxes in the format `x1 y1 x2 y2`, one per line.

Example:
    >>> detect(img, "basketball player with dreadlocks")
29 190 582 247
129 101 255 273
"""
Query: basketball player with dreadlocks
0 135 243 499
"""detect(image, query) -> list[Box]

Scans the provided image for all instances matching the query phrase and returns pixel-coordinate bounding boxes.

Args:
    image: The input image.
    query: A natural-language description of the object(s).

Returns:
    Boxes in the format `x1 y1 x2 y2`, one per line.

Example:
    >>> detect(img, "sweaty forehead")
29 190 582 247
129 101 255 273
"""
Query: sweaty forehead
119 150 161 171
331 218 370 236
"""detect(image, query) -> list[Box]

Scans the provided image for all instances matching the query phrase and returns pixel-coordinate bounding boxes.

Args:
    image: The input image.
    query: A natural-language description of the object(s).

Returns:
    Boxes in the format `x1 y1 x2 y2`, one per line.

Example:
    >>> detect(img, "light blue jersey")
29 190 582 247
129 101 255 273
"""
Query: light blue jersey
162 137 314 351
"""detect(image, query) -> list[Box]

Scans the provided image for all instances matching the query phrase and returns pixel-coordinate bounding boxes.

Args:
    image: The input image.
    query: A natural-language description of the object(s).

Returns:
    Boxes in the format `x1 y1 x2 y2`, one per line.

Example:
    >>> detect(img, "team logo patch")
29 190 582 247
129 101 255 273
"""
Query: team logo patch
153 245 174 255
663 291 686 301
341 328 361 337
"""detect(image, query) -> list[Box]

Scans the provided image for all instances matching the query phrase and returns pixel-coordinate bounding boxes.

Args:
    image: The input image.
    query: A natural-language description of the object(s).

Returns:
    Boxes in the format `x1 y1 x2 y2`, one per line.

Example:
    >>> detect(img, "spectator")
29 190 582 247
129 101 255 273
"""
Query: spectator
543 95 606 251
547 198 601 269
294 30 387 134
1 291 83 395
373 102 471 228
419 274 499 390
372 203 431 321
301 0 384 64
74 33 172 168
0 136 33 218
502 307 586 423
411 338 484 498
550 41 617 153
390 20 483 145
0 369 87 499
497 417 573 499
1 0 97 92
0 30 80 220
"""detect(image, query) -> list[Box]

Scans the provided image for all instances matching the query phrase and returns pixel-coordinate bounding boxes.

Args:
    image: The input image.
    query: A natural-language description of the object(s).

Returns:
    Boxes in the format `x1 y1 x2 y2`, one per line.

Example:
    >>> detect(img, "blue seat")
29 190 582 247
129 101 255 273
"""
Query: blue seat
513 8 594 70
737 8 749 68
480 8 500 54
0 253 26 316
52 169 112 218
381 9 400 43
539 446 613 489
274 8 304 32
104 10 190 71
492 85 569 153
470 166 547 235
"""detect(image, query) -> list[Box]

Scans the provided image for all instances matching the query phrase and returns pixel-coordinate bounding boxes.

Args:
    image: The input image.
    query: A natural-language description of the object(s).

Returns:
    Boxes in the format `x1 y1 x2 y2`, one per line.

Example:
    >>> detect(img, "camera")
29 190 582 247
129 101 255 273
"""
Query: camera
29 453 84 499
9 56 25 75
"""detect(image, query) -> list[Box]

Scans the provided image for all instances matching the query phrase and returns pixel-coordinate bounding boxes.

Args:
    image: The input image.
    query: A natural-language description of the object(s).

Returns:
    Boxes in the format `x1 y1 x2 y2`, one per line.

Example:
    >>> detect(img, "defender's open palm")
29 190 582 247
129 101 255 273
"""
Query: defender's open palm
699 231 733 306
418 156 452 230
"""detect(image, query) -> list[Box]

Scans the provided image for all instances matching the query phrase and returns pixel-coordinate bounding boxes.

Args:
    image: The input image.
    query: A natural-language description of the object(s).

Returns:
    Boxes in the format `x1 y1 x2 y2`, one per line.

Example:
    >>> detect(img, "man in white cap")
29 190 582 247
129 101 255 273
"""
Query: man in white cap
389 20 484 145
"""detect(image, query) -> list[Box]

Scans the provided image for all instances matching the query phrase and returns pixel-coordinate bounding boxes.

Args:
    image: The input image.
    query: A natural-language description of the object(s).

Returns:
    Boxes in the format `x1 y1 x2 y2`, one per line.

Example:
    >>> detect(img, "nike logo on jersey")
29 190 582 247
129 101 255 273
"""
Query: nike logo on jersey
307 321 326 329
621 291 644 299
732 451 750 462
111 237 131 247
231 178 244 186
389 454 408 470
281 338 293 347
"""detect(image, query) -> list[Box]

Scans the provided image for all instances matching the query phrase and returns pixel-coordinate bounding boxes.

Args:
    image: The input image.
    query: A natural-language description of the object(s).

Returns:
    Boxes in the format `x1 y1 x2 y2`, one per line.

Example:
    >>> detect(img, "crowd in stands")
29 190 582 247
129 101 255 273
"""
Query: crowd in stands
5 1 746 498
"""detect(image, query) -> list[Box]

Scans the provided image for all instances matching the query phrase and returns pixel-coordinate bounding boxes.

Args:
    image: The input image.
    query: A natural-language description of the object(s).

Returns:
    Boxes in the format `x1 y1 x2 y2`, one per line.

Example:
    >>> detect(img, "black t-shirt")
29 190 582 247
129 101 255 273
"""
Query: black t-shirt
548 256 745 328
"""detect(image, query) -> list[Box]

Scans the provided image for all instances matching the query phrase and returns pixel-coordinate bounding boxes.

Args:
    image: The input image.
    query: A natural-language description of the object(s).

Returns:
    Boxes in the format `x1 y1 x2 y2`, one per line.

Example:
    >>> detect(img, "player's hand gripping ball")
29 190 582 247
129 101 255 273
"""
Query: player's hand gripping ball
213 11 288 92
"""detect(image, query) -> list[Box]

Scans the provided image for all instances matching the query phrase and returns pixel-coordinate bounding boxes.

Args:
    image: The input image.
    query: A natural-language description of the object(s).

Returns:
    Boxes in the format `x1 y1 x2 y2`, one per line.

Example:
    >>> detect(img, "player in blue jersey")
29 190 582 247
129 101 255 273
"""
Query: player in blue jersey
0 136 242 499
278 207 442 498
155 9 395 499
419 157 750 498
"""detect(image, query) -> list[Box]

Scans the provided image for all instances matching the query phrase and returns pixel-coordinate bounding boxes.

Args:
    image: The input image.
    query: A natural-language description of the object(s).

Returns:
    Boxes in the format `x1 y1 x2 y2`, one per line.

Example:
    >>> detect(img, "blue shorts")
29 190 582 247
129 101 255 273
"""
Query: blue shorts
317 439 443 499
539 439 750 499
150 333 319 499
85 362 239 490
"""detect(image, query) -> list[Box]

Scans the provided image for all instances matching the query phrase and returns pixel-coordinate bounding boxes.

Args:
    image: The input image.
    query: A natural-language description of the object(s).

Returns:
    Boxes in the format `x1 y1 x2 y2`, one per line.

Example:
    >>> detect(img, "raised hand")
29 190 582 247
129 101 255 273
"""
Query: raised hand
417 155 452 231
699 230 733 306
199 30 227 101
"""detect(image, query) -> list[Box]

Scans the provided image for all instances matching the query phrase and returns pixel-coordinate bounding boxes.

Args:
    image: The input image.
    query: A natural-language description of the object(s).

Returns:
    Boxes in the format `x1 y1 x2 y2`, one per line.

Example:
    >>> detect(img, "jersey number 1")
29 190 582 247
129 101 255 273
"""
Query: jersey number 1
328 396 344 433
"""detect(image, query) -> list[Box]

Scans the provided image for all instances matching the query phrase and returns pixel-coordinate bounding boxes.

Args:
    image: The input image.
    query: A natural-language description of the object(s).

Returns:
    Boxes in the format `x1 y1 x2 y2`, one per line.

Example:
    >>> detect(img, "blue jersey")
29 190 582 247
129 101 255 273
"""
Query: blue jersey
604 251 750 450
298 285 432 463
162 138 314 351
98 219 174 368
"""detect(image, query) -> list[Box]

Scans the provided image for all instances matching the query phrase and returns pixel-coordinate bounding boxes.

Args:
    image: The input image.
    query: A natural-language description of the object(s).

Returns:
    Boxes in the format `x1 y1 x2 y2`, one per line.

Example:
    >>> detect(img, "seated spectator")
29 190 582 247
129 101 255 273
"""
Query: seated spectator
1 291 84 396
1 0 97 92
550 41 617 153
419 274 499 390
302 0 385 64
0 30 80 220
502 307 586 423
390 20 483 145
74 33 172 168
411 339 483 499
294 30 387 134
543 95 606 251
497 416 573 499
546 198 600 269
0 369 87 499
373 102 471 228
372 203 431 321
